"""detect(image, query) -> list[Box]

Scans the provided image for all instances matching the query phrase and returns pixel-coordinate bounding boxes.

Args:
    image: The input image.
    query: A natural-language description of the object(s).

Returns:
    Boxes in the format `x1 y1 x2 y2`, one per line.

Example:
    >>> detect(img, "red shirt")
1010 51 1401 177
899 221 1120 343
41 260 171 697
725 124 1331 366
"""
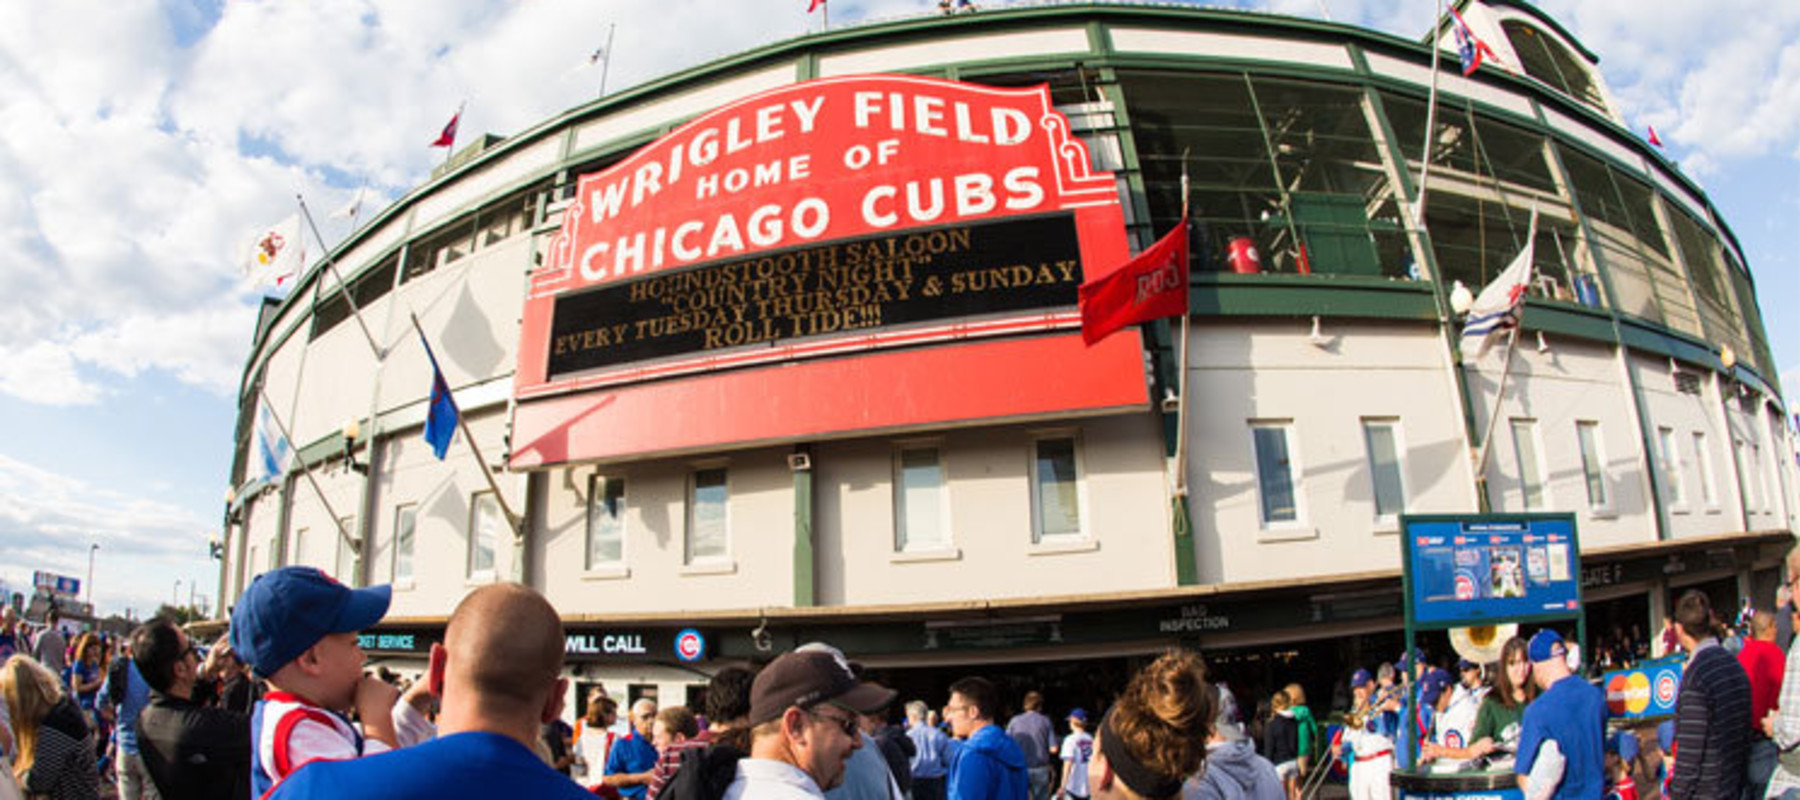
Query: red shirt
1738 637 1784 733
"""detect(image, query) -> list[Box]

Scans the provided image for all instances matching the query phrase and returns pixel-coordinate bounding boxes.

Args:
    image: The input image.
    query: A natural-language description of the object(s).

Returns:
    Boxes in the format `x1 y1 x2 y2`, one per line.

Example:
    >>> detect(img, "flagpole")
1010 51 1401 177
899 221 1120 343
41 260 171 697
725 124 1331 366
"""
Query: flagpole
598 25 616 98
257 384 361 558
444 101 465 169
1174 151 1193 500
1412 0 1448 230
1469 208 1538 492
407 311 523 539
297 195 386 361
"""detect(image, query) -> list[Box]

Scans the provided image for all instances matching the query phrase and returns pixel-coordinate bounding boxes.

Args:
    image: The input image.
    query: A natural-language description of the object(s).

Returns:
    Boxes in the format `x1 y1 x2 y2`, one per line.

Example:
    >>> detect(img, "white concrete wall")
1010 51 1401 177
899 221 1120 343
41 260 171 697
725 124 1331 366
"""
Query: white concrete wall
1184 320 1480 584
535 448 797 616
1628 354 1743 538
1470 338 1655 548
814 414 1172 606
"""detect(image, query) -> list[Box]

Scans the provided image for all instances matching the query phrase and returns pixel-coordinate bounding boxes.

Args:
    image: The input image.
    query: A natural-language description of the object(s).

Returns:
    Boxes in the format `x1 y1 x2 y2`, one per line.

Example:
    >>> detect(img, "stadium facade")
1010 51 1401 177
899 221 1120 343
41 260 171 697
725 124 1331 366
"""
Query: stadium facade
219 0 1798 714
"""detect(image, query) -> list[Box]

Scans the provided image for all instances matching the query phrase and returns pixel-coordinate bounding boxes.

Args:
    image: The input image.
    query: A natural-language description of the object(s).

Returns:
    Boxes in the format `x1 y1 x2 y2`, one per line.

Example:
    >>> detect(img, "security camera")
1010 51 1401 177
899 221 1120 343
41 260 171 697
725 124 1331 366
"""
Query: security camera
787 452 812 472
1160 389 1180 415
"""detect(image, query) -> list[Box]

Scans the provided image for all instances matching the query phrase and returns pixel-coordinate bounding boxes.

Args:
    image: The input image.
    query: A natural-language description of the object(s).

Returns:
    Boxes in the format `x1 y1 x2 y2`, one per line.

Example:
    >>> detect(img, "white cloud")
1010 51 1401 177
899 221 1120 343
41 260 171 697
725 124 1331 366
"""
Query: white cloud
0 453 215 617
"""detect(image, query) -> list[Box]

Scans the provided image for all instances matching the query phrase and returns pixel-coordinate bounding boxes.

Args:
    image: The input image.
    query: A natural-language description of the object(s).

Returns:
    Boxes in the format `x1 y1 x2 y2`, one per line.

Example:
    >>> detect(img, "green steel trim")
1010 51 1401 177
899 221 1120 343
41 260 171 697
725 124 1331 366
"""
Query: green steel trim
793 459 815 607
1519 301 1618 343
295 431 348 471
1189 275 1439 320
1615 318 1728 368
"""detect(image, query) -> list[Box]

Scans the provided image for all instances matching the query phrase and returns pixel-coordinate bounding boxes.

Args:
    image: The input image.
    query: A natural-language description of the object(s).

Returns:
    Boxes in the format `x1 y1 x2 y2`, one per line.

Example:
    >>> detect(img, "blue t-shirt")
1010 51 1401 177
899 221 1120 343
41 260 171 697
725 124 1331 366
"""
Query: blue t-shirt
604 729 659 799
72 661 100 710
104 660 152 754
271 730 593 800
1515 675 1606 799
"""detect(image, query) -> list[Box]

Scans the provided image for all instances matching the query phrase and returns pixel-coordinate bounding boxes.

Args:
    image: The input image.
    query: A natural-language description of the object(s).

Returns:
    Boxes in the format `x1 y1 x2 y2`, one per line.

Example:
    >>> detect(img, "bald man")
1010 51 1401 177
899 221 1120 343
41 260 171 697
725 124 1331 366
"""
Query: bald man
271 583 591 799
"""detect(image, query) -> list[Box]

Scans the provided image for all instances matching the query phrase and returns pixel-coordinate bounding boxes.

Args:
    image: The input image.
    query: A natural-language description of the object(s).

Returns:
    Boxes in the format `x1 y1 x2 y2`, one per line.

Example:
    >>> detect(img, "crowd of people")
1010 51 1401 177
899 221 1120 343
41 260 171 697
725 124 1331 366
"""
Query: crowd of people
8 550 1800 799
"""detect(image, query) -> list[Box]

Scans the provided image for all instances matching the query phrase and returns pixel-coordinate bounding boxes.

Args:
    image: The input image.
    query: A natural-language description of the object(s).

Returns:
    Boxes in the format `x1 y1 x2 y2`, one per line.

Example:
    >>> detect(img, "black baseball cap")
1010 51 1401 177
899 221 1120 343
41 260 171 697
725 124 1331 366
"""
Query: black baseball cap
749 650 897 725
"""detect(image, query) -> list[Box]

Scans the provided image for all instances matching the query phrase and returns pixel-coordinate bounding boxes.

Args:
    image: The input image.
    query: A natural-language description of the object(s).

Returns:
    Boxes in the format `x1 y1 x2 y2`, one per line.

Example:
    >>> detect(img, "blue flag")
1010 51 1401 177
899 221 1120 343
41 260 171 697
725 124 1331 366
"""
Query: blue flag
253 399 291 483
420 333 459 460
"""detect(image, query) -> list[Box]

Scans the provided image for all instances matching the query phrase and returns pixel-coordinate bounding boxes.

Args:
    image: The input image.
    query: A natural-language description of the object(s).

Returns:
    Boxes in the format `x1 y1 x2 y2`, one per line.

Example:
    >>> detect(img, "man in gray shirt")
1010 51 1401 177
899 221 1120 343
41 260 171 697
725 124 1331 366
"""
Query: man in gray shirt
32 609 67 682
1005 691 1057 800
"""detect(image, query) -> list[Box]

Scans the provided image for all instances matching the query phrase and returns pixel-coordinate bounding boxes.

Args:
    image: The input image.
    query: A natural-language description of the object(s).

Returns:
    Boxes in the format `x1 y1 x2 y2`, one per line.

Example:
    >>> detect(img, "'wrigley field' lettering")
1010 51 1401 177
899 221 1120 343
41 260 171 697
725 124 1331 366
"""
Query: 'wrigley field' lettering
547 213 1081 378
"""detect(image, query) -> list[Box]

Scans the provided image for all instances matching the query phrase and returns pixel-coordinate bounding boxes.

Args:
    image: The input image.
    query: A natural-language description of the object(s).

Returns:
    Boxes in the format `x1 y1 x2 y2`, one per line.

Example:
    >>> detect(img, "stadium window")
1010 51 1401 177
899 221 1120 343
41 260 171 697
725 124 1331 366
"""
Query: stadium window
1692 432 1719 509
1250 421 1301 526
586 475 626 569
1500 21 1607 112
1030 434 1085 543
474 185 543 249
1575 421 1611 513
1510 419 1548 510
468 491 500 577
310 254 398 340
1555 145 1699 333
335 516 356 581
1361 419 1406 523
1423 193 1581 300
962 67 1099 107
894 445 950 553
687 468 729 564
404 216 476 284
393 504 417 584
290 527 309 568
1667 207 1749 360
1380 93 1557 194
1656 426 1687 511
1736 439 1765 513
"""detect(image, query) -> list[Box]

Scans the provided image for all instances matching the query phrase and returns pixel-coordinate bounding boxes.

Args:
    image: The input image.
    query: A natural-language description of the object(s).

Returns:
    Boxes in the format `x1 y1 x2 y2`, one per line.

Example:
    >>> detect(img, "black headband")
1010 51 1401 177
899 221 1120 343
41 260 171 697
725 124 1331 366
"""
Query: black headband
1098 709 1186 799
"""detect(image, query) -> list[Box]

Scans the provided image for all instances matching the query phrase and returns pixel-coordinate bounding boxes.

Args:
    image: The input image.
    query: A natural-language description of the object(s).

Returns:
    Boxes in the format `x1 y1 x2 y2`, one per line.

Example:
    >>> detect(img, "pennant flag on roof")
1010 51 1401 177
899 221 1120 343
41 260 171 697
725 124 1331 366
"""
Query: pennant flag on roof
1079 219 1190 346
808 0 824 12
431 107 461 149
241 214 305 288
1450 7 1499 76
1647 125 1664 148
1460 209 1538 360
252 398 292 484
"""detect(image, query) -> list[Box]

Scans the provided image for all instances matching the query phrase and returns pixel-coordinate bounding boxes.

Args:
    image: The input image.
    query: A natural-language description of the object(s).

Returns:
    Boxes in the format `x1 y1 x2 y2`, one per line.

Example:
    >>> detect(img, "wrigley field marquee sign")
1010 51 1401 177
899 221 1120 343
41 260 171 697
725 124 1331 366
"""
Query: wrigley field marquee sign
511 75 1148 467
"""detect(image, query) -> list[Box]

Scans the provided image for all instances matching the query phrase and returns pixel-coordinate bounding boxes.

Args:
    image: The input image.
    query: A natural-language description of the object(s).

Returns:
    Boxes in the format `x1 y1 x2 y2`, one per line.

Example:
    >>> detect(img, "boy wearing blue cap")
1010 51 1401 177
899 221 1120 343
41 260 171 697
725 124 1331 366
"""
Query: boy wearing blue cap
1515 629 1606 799
1058 709 1092 799
230 567 424 797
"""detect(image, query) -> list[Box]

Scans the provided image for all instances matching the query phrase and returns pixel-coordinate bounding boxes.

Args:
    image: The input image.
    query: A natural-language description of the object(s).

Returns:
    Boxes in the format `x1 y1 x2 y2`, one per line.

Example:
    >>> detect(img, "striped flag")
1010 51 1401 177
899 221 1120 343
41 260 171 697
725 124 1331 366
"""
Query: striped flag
1460 209 1538 360
252 398 292 483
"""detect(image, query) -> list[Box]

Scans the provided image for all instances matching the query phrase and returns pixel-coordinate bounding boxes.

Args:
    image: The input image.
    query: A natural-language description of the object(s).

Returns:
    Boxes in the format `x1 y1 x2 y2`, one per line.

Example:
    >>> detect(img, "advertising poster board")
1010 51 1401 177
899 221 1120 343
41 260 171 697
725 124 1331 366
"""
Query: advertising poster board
512 74 1147 467
1401 514 1582 629
1602 656 1683 719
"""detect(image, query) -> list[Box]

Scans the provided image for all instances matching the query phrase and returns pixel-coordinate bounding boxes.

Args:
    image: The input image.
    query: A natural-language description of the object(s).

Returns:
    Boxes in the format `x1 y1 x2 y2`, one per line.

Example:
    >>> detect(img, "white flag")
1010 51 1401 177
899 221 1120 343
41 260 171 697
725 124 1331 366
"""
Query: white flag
252 398 292 485
330 187 366 222
1459 209 1538 360
241 214 305 288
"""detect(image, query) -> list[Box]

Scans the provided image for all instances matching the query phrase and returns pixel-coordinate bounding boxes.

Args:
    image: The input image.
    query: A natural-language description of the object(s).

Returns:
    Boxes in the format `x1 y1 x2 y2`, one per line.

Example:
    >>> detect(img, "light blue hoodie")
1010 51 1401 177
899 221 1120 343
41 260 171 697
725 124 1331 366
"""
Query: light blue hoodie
949 725 1029 800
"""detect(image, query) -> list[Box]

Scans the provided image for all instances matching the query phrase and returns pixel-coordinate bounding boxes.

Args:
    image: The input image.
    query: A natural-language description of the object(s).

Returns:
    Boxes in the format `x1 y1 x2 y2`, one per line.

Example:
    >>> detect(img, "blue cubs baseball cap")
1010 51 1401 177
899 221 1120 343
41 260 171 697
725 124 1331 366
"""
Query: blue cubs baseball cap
1657 720 1675 753
1527 629 1567 663
1068 708 1089 723
230 566 391 677
1351 668 1373 687
1614 730 1641 761
1419 668 1454 706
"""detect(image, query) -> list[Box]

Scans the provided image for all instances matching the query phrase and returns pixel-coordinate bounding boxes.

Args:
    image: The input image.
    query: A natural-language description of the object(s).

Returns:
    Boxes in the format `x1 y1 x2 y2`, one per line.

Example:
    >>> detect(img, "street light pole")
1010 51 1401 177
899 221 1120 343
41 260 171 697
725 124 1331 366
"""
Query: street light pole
172 578 181 608
86 543 98 610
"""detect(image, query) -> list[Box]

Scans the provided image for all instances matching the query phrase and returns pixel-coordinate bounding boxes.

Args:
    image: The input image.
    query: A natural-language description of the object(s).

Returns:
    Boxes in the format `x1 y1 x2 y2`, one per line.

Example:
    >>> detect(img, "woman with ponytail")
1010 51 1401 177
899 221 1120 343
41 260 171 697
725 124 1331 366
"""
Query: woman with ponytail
1087 651 1213 800
1 655 98 800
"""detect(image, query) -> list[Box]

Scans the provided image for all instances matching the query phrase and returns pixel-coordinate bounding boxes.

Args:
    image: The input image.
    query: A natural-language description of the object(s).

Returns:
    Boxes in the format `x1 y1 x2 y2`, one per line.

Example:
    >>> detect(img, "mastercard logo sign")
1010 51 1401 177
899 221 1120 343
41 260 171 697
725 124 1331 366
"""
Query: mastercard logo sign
1606 672 1652 715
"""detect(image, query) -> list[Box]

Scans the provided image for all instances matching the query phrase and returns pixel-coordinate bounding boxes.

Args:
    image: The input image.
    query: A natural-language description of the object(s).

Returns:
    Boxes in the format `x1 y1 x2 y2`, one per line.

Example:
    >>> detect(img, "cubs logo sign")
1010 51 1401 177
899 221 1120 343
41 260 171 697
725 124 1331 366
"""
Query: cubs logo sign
675 628 706 663
1656 672 1677 706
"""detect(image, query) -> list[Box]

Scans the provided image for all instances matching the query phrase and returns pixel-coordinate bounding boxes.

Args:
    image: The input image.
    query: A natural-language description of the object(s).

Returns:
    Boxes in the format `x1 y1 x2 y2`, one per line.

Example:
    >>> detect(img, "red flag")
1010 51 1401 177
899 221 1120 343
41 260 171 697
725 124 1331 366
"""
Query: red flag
431 110 461 148
808 0 824 11
1647 125 1663 147
1078 219 1189 346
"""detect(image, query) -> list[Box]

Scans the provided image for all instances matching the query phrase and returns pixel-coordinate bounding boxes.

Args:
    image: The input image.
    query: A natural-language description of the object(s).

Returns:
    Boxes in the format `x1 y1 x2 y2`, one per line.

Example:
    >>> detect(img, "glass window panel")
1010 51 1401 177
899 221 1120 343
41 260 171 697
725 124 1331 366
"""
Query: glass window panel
394 505 416 582
964 67 1100 107
291 527 308 567
1500 21 1606 111
1424 193 1580 297
1576 421 1608 509
1252 424 1299 523
1032 438 1082 540
587 476 626 568
1693 432 1719 507
1658 427 1686 507
689 469 729 562
469 493 498 574
1511 420 1546 510
1380 93 1557 194
896 447 947 551
1363 421 1405 519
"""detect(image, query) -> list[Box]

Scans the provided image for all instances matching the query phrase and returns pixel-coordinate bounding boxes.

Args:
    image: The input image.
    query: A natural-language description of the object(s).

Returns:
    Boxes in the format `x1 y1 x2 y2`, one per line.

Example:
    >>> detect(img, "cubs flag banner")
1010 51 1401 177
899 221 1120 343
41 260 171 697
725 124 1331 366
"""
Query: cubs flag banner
252 398 292 483
241 214 305 287
1079 219 1189 346
430 107 461 148
418 330 461 460
1459 208 1538 360
1450 7 1498 76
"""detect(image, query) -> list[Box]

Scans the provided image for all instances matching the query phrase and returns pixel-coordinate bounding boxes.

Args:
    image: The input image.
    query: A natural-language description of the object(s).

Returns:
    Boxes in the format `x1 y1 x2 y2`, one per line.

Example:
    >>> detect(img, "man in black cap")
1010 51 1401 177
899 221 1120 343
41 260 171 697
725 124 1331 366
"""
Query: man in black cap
722 649 897 800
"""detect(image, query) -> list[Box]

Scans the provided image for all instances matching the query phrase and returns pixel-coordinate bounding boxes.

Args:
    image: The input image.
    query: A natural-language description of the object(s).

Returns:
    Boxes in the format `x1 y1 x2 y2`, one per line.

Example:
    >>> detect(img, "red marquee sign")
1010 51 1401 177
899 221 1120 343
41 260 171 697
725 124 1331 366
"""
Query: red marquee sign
511 75 1148 467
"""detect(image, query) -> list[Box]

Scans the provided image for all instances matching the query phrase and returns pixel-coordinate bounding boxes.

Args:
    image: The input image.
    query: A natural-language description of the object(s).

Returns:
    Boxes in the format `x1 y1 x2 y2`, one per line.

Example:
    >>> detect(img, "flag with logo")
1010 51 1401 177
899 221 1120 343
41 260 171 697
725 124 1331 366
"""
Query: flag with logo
252 398 292 484
808 0 824 11
431 107 461 149
1450 7 1499 76
241 214 305 288
418 329 461 460
1460 209 1538 360
1078 219 1190 346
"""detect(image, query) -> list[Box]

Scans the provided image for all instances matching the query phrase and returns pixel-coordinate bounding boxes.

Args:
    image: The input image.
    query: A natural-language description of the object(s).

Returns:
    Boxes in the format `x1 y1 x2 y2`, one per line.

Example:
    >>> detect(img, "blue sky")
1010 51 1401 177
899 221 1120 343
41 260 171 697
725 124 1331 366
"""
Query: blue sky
0 0 1794 619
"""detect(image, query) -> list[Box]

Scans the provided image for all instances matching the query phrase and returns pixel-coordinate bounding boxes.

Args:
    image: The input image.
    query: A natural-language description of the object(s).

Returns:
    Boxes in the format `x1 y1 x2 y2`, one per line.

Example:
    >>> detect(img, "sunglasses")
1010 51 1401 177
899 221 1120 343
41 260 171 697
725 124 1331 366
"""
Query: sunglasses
809 706 859 737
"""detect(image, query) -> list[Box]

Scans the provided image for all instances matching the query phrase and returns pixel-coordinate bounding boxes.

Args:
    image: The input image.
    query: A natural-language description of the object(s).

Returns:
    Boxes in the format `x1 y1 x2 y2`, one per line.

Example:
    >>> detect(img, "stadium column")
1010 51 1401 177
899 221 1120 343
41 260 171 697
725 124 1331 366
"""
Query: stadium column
793 445 815 607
